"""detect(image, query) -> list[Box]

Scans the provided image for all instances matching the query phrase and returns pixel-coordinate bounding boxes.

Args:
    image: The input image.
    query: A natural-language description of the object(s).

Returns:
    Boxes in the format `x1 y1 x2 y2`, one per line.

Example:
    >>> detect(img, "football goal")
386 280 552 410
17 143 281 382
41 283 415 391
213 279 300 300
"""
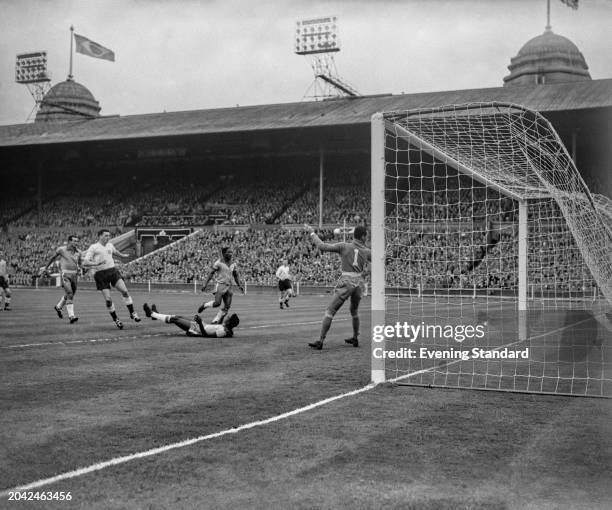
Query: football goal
370 102 612 397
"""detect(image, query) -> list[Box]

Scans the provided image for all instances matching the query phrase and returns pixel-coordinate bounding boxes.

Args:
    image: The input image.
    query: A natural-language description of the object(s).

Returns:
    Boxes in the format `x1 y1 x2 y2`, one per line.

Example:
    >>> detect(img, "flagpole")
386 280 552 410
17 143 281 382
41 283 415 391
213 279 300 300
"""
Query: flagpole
546 0 551 29
68 26 74 80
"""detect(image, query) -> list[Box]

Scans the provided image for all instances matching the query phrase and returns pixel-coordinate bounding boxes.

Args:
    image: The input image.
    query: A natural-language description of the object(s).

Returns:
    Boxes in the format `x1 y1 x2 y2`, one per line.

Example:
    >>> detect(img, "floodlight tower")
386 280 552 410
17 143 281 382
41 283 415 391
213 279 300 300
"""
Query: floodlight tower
295 16 359 100
15 51 52 121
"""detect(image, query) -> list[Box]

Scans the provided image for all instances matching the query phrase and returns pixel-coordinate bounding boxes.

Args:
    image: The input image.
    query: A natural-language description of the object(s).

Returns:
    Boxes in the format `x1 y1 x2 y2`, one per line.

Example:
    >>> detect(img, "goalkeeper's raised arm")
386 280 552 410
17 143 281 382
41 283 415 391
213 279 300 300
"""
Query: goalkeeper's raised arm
304 224 343 253
303 224 371 350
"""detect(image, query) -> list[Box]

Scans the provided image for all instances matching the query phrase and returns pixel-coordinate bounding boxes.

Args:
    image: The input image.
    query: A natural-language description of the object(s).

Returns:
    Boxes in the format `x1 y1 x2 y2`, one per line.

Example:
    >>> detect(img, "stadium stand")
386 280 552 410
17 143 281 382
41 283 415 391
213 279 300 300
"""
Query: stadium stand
0 161 605 293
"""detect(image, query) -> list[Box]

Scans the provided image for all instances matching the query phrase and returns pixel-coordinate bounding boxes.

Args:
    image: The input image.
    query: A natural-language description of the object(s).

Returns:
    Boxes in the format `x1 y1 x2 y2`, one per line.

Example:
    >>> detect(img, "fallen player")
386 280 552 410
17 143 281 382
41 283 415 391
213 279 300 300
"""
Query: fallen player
143 303 239 337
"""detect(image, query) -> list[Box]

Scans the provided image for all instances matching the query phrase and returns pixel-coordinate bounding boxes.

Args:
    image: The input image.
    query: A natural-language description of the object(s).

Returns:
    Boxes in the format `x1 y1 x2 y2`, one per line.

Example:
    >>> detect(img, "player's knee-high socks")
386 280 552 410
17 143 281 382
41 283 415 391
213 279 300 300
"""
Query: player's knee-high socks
66 298 75 318
106 300 118 320
151 310 172 323
352 315 360 339
212 308 228 324
56 295 67 310
122 295 135 314
319 315 333 341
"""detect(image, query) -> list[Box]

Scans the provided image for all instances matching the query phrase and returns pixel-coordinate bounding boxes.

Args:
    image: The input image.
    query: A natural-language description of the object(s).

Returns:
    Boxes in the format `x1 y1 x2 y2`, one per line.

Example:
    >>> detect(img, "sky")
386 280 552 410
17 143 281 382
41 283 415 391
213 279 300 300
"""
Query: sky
0 0 611 126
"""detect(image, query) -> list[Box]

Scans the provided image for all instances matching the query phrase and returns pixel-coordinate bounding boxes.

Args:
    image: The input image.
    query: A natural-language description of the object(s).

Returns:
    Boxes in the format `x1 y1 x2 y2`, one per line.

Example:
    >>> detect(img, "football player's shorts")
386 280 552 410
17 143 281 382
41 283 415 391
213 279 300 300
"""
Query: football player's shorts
0 275 9 290
186 321 201 336
213 283 232 297
333 274 364 302
94 267 123 290
61 271 78 294
278 279 292 291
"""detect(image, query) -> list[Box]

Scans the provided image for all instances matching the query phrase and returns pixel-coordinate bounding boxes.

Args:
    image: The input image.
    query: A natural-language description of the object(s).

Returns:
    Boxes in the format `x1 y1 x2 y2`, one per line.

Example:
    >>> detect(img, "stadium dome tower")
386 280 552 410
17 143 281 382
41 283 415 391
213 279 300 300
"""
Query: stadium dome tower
503 28 591 87
35 77 101 122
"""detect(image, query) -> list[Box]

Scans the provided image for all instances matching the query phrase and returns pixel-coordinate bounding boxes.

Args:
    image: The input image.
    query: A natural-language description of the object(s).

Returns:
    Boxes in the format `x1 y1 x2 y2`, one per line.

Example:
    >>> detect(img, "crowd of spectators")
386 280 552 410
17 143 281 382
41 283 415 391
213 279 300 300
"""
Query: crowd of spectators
1 220 598 294
0 165 603 294
391 188 516 222
278 169 370 224
0 229 98 284
126 229 344 286
386 224 596 293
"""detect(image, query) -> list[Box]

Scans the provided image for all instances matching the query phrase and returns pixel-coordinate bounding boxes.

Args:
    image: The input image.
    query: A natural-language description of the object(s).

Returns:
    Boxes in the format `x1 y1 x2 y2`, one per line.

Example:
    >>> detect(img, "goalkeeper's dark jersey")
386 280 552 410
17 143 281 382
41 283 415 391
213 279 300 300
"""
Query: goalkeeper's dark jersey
312 235 371 274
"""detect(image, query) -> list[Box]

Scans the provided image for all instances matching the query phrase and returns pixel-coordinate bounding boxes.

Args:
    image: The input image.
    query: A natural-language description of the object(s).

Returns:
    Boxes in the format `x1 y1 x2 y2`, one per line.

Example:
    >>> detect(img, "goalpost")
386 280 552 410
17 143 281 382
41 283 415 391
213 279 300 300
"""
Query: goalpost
371 103 612 397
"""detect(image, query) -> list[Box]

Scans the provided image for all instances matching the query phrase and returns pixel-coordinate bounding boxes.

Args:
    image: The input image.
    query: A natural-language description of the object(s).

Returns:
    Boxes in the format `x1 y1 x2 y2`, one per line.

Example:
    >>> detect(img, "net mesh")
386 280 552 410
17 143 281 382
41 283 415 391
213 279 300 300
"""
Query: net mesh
379 103 612 396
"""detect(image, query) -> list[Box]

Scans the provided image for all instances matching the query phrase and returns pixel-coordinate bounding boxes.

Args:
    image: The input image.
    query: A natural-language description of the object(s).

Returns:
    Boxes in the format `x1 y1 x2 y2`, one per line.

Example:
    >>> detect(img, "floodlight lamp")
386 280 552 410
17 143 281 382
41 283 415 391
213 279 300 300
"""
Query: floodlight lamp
15 51 50 84
294 16 340 55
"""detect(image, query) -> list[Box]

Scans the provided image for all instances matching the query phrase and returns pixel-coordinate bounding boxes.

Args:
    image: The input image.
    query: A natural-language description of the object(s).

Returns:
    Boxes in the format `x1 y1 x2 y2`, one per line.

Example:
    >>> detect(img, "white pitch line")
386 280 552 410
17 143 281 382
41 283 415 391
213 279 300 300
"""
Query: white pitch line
388 313 600 384
1 318 347 350
0 312 601 493
0 382 378 495
244 318 347 330
0 332 174 350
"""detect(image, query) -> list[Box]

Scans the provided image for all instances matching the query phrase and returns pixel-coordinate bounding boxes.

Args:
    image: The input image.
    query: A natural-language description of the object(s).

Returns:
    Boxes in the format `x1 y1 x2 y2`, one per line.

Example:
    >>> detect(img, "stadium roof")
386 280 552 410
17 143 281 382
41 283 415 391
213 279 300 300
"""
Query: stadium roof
1 78 611 148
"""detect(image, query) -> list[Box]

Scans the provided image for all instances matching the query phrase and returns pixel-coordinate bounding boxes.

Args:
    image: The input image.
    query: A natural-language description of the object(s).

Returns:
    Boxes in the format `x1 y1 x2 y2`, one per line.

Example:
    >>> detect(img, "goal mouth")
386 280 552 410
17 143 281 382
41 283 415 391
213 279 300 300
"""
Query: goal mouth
371 102 612 397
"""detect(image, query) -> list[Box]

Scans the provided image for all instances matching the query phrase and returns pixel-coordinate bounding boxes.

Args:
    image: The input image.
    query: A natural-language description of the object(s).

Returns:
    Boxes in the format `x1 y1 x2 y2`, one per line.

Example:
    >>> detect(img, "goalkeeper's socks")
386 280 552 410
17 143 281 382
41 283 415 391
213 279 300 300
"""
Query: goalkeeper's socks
352 316 360 339
319 316 333 341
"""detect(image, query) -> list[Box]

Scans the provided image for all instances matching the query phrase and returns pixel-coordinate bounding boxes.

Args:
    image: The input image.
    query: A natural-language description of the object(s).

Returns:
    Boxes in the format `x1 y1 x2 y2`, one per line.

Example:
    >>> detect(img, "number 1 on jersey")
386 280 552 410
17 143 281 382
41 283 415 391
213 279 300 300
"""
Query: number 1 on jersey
353 249 360 269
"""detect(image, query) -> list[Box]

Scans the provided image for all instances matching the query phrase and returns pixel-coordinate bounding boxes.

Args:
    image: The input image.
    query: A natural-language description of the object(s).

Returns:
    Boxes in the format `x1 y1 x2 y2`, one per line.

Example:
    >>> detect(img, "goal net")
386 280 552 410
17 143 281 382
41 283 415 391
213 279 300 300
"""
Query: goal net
371 103 612 397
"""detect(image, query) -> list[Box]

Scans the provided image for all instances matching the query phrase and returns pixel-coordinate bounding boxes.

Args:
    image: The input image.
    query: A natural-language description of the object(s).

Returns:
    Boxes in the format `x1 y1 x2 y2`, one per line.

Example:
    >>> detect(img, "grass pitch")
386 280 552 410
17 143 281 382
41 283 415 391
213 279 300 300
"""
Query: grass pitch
1 289 611 509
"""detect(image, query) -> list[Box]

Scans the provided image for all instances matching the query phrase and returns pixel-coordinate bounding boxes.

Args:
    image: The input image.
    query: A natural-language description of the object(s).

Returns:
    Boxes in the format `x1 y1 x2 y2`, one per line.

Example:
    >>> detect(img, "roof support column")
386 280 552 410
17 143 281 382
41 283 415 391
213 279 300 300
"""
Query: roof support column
37 159 44 220
319 144 325 229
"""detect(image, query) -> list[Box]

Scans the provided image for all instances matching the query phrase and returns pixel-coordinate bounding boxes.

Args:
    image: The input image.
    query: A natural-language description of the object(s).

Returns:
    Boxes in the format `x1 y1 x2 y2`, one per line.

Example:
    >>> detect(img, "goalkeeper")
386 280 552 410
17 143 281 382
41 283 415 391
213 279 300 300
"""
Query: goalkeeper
143 303 239 338
463 221 501 273
304 224 371 350
448 221 501 288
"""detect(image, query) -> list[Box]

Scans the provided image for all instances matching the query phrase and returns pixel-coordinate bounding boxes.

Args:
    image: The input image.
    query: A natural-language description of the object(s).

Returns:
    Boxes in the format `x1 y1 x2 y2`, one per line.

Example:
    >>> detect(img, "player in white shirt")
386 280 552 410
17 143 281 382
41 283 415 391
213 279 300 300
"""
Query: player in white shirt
83 229 141 329
275 259 294 309
0 251 12 311
42 234 101 323
143 303 239 338
197 246 244 324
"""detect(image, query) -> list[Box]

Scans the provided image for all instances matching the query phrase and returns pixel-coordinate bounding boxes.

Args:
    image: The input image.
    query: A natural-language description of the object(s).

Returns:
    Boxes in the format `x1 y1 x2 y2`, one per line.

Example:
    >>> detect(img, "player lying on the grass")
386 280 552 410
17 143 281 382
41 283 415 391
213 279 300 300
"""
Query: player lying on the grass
83 229 141 329
143 303 240 337
0 250 12 310
41 234 102 324
197 246 245 324
275 259 294 309
304 224 371 350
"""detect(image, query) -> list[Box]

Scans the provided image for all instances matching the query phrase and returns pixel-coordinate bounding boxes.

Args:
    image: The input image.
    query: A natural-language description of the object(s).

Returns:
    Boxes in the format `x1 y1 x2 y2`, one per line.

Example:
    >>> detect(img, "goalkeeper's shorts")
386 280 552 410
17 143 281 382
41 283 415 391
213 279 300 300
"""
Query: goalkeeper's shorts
334 274 364 302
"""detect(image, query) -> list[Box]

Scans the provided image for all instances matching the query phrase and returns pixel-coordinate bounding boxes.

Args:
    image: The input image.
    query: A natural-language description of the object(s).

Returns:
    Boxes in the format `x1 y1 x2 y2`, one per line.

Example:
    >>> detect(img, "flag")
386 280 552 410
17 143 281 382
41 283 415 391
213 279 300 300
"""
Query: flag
560 0 579 9
74 33 115 61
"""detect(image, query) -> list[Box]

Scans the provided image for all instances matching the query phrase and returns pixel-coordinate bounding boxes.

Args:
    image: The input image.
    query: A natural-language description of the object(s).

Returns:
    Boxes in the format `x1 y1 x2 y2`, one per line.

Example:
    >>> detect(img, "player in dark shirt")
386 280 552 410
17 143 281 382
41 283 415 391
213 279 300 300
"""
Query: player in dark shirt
304 224 371 350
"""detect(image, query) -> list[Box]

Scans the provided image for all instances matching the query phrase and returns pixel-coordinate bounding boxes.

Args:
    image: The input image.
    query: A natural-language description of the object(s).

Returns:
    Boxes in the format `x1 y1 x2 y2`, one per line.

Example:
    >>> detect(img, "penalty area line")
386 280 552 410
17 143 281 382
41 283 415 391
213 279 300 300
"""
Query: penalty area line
0 382 378 495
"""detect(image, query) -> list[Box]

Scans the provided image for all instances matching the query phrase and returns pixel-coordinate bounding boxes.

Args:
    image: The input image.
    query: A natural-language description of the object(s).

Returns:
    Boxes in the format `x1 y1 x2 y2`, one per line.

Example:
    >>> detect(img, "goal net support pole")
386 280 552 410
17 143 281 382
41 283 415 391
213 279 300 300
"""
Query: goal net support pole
518 200 528 341
371 113 386 384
